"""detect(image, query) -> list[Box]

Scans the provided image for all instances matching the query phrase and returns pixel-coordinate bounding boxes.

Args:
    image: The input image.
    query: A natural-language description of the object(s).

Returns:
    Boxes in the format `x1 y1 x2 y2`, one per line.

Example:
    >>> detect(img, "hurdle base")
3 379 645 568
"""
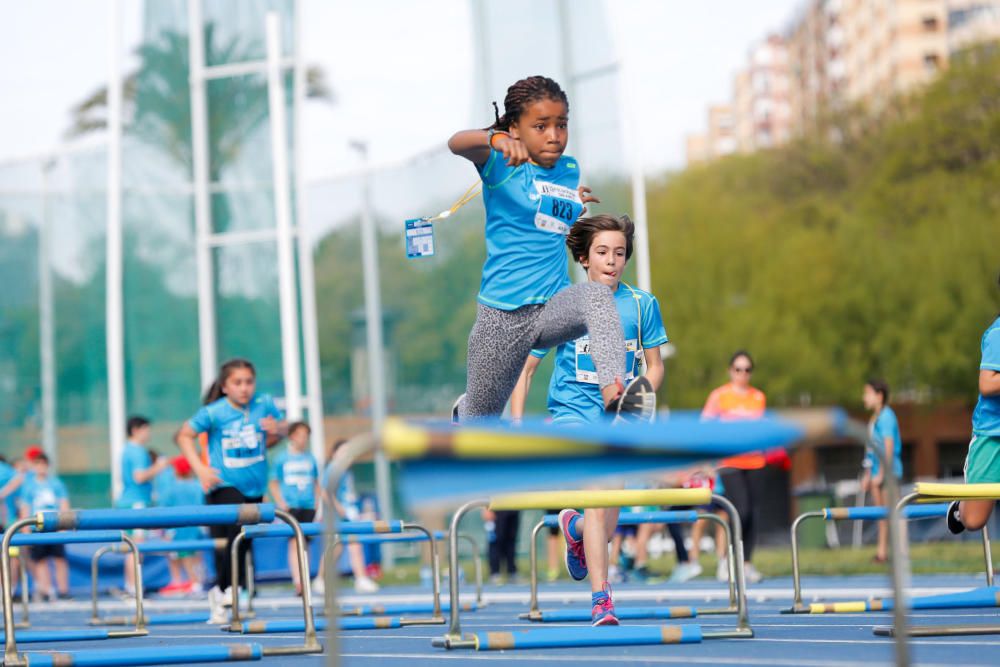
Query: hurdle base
222 623 245 633
107 629 150 638
780 604 811 615
399 616 446 626
91 616 129 626
874 623 1000 637
261 642 324 656
703 627 754 639
695 605 739 616
517 611 543 621
432 633 477 650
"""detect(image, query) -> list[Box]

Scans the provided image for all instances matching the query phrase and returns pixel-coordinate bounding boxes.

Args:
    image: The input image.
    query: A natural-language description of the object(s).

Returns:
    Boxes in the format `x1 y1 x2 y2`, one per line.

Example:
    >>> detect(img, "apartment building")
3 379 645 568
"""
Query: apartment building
788 0 846 135
733 35 793 152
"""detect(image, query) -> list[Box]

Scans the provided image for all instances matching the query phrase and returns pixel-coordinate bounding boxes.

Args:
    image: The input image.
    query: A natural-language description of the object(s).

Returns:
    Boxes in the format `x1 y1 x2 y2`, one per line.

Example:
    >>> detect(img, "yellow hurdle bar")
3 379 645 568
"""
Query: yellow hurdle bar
488 488 712 511
383 418 590 460
915 482 1000 501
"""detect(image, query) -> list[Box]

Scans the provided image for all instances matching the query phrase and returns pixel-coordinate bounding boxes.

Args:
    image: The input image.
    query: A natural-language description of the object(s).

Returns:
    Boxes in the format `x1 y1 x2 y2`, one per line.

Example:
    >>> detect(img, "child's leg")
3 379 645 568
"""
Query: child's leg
34 558 52 596
533 282 625 406
288 539 302 592
690 518 705 561
181 556 199 583
54 557 69 594
960 500 995 531
715 513 728 557
581 508 621 593
871 483 887 559
348 543 367 580
460 305 538 419
167 556 182 584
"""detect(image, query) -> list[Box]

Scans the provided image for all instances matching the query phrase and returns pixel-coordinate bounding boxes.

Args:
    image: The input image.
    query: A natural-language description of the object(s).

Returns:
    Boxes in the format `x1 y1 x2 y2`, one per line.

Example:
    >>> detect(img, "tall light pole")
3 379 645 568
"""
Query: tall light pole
352 140 394 565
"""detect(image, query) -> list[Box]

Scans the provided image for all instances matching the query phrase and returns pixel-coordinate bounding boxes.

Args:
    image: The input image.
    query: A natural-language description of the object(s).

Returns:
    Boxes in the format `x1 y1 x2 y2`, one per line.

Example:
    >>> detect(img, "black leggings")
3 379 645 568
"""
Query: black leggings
207 486 262 591
718 468 761 562
488 511 520 576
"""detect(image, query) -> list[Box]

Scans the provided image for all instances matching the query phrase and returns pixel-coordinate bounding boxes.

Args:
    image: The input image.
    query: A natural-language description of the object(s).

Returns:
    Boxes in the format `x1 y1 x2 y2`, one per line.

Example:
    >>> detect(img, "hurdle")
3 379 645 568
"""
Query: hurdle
324 410 897 658
88 536 226 626
3 530 143 636
0 504 321 667
522 508 737 622
433 488 751 649
228 520 448 631
785 503 993 613
873 482 1000 638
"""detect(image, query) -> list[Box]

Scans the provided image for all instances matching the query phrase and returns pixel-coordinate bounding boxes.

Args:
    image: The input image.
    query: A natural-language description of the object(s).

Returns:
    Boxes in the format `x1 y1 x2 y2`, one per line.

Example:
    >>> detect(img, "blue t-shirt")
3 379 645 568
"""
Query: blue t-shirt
187 394 282 498
336 470 361 520
19 474 68 515
476 149 584 310
973 317 1000 436
0 462 18 525
117 442 154 508
163 477 205 542
533 283 668 423
271 449 319 510
865 406 904 478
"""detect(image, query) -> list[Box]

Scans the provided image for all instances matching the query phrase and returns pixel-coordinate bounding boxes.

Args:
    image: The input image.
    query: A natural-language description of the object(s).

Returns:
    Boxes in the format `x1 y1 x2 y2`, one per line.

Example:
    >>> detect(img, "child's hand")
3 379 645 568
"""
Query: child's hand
494 135 530 167
260 416 280 435
578 185 600 216
196 464 222 493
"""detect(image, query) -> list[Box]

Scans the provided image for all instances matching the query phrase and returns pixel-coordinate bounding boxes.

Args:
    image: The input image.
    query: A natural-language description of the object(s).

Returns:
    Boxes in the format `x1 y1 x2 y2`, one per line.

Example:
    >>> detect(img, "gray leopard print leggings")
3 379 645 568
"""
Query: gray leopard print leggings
458 281 625 420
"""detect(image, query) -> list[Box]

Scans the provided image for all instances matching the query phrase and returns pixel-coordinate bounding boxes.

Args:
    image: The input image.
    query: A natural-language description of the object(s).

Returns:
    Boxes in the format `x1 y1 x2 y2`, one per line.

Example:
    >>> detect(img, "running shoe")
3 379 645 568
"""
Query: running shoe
668 561 703 583
558 509 588 581
947 500 965 534
354 576 380 594
606 376 656 424
591 583 619 626
743 562 764 584
206 585 228 625
451 393 465 424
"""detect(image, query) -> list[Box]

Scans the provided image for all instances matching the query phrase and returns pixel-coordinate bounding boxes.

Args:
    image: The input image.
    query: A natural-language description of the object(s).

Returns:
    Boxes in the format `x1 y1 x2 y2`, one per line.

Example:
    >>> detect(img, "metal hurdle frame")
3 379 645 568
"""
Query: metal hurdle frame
227 519 446 631
873 483 1000 638
433 488 752 650
89 537 227 626
786 504 994 614
0 504 321 667
5 531 143 633
522 508 738 622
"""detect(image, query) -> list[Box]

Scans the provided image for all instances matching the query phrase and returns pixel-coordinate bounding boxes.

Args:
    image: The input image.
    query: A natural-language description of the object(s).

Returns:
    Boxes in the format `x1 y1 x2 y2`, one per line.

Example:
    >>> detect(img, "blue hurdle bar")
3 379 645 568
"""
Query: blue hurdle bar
240 617 402 633
36 504 275 532
22 643 264 666
471 624 704 650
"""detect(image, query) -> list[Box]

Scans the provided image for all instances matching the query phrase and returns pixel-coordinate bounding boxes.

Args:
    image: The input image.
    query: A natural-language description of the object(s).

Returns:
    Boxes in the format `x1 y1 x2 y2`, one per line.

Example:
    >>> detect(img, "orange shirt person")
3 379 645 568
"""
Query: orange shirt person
701 350 767 584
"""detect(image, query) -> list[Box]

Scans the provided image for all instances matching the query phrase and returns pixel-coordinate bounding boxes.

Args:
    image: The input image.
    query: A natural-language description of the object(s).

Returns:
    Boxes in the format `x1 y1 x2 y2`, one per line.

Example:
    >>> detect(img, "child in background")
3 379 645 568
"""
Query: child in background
116 416 169 596
174 358 287 623
325 439 379 594
0 454 24 529
269 422 321 596
19 454 70 601
159 456 206 594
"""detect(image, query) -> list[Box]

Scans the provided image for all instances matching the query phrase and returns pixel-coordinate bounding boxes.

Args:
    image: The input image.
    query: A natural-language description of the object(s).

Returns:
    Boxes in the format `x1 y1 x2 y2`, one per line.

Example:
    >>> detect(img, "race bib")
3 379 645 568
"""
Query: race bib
574 336 638 384
534 181 582 234
221 423 265 469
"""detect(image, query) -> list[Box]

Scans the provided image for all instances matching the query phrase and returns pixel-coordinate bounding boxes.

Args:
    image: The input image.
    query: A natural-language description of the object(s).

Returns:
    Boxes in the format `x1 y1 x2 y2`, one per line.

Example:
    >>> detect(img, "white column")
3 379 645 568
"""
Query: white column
620 63 652 292
106 0 126 496
39 159 57 464
353 142 394 552
266 12 304 422
292 0 327 463
188 0 218 390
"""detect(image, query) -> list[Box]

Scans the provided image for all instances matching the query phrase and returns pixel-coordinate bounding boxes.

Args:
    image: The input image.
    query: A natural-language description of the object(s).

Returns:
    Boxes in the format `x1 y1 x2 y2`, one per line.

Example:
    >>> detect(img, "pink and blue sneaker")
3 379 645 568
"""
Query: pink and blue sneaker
591 582 619 626
558 509 588 581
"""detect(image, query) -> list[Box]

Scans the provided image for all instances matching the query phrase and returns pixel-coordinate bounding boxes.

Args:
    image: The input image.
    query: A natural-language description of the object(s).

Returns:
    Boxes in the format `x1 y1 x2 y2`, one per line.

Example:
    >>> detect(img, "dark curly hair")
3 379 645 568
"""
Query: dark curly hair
489 76 569 131
566 214 635 264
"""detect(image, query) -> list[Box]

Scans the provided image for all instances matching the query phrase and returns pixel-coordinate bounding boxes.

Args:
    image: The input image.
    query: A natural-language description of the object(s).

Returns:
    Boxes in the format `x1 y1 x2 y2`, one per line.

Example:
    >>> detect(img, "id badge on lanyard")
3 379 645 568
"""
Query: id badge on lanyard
534 181 582 235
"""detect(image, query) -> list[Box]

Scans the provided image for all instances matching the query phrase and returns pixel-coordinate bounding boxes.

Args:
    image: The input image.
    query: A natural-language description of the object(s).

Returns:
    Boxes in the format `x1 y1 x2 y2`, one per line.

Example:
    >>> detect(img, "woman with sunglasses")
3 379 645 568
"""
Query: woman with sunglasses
701 350 767 584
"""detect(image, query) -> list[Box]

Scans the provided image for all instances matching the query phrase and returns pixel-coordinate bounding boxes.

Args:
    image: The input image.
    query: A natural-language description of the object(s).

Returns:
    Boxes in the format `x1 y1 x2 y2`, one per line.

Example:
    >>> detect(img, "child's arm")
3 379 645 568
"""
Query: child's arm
642 345 664 391
448 130 529 167
980 369 1000 396
0 471 23 500
268 478 288 511
133 456 169 484
509 355 543 421
175 422 221 493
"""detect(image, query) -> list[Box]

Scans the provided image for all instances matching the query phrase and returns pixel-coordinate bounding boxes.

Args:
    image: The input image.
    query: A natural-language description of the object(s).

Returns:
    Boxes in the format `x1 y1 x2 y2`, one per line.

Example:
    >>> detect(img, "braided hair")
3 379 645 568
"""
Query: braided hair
489 76 569 131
